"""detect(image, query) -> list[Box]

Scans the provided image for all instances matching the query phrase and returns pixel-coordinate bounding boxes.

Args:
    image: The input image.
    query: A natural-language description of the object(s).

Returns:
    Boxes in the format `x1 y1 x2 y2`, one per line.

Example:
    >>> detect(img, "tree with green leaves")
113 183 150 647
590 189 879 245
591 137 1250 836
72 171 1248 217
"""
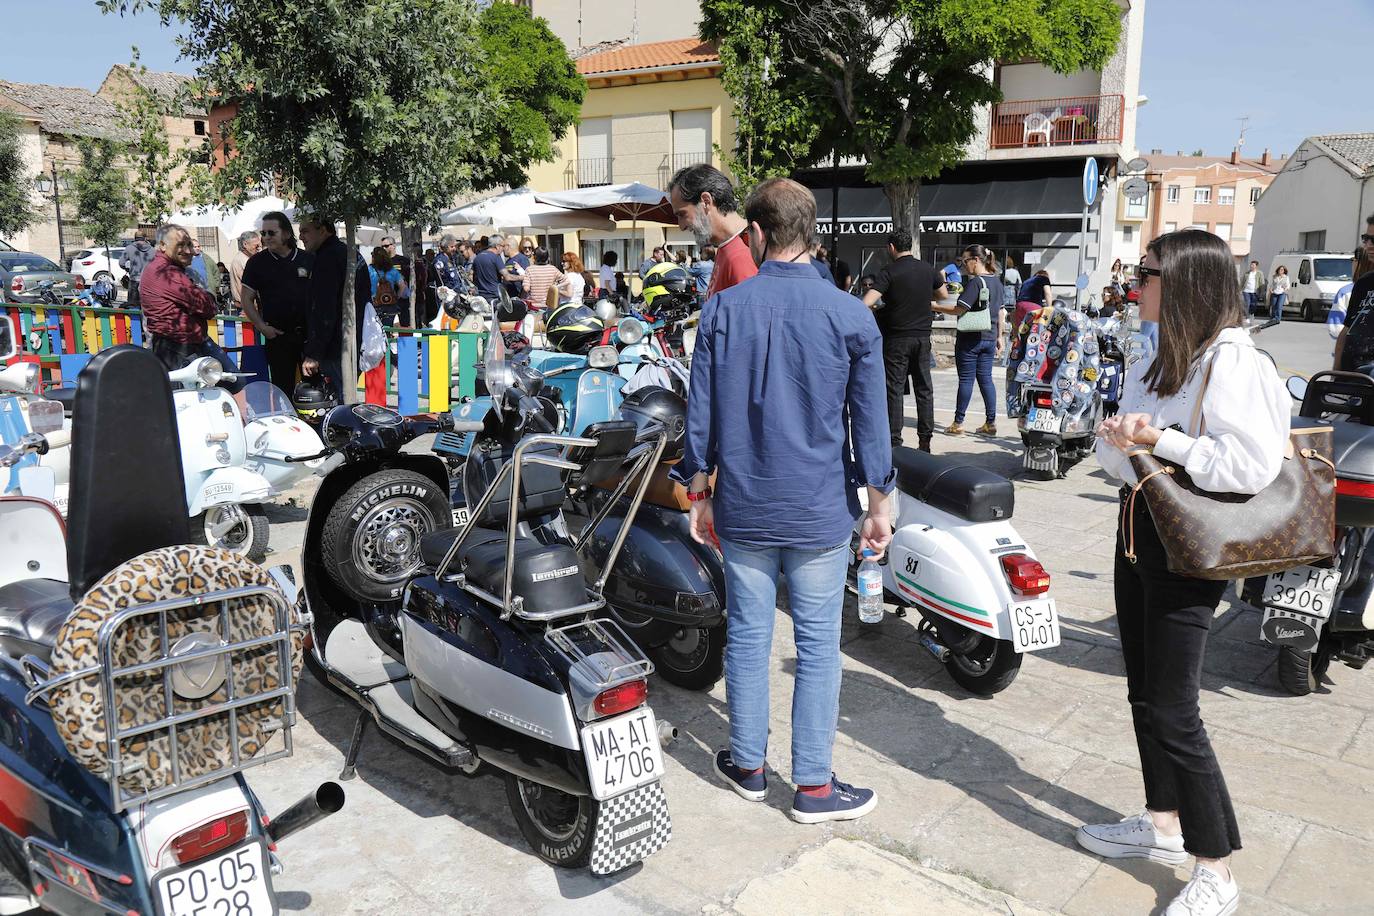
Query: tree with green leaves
70 136 132 263
701 0 1123 250
0 110 40 239
114 60 178 226
101 0 582 399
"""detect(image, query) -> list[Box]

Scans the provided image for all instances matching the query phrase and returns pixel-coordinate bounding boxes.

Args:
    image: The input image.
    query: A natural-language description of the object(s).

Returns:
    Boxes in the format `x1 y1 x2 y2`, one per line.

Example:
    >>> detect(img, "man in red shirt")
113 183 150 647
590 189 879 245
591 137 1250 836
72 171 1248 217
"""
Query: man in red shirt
668 164 757 296
140 223 243 391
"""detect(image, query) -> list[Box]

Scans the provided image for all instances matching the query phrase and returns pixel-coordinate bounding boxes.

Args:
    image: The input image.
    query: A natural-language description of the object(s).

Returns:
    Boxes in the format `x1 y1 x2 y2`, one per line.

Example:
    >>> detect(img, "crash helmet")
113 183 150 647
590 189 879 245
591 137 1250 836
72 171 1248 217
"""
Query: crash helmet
545 301 605 354
640 262 691 312
617 386 687 461
594 297 620 327
292 374 339 425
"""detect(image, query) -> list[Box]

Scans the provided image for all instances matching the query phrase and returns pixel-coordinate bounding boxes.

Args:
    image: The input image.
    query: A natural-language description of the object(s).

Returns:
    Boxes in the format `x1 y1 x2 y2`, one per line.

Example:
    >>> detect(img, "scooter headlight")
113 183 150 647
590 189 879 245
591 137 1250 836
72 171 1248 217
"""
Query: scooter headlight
197 359 224 388
587 345 618 370
617 317 645 345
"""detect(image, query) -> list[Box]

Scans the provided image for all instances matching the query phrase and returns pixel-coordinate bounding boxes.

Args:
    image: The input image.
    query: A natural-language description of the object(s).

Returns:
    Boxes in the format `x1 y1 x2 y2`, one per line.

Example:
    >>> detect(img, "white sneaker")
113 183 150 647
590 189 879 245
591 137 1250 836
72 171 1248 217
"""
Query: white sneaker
1166 863 1239 916
1075 811 1188 865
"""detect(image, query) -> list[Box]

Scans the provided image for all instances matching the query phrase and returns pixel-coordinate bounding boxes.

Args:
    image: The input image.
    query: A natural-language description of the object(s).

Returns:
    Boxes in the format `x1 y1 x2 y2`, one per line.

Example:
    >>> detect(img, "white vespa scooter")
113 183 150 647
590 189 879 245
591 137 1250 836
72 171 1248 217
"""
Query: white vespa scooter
1 360 72 512
170 357 334 557
855 448 1059 695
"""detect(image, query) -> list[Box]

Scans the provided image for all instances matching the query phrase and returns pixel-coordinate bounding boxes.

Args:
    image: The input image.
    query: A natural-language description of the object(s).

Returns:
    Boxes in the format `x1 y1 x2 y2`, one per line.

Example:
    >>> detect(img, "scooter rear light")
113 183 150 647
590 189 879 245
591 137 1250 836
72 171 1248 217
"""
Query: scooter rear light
1001 553 1051 596
43 850 100 902
170 810 250 865
593 679 647 718
1032 392 1053 407
1336 478 1374 499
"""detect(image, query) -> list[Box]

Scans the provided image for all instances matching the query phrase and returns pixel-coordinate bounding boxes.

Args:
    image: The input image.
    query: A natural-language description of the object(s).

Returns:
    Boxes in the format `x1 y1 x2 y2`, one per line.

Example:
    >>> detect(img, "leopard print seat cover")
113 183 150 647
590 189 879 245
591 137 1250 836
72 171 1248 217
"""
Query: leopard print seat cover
48 545 303 795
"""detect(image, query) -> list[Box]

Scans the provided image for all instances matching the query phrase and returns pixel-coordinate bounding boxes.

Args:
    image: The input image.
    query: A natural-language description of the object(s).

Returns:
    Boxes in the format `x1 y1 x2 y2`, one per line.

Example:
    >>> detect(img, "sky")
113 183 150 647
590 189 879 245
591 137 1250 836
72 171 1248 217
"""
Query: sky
3 0 1372 160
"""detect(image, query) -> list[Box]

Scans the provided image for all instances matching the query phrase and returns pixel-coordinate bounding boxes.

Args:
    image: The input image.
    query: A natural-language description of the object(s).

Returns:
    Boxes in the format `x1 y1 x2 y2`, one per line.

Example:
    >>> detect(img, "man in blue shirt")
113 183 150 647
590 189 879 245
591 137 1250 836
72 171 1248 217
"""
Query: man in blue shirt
432 234 461 293
472 234 506 302
673 177 894 824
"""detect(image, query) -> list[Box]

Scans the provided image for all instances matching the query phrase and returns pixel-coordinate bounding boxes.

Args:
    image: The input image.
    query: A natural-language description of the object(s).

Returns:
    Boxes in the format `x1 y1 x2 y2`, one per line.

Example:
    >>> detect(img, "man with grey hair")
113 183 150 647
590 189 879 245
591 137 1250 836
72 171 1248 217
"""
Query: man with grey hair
140 223 243 391
668 164 755 296
472 233 505 301
229 229 262 312
432 233 461 296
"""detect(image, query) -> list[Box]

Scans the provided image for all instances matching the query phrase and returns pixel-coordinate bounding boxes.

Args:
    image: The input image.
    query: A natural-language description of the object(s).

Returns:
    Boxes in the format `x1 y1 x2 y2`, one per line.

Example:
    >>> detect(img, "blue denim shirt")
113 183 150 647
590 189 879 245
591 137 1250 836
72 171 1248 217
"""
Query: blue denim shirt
672 260 895 548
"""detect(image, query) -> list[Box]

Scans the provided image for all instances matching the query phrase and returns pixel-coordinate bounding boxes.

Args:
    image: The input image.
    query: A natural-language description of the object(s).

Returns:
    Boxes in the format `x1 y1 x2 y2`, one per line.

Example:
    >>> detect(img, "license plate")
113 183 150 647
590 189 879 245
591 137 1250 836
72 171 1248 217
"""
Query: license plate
1028 409 1062 433
582 707 664 801
1264 565 1338 618
451 506 470 527
1008 598 1061 653
155 840 274 916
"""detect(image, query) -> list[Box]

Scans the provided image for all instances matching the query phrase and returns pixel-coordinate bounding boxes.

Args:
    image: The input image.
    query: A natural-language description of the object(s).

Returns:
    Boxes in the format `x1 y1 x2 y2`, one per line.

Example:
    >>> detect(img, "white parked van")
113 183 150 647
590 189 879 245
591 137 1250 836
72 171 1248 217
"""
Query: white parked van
1267 251 1355 322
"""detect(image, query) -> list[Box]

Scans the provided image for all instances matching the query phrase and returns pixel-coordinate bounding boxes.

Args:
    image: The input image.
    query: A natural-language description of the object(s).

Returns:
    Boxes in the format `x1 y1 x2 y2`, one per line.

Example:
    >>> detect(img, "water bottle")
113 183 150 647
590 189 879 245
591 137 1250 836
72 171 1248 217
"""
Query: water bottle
857 550 884 624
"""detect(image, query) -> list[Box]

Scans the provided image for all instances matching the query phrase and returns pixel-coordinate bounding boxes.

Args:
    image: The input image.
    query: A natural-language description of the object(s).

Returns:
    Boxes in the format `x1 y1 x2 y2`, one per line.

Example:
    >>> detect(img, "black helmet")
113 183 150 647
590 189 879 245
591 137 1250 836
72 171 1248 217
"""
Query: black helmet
545 301 605 354
293 374 338 424
618 386 686 461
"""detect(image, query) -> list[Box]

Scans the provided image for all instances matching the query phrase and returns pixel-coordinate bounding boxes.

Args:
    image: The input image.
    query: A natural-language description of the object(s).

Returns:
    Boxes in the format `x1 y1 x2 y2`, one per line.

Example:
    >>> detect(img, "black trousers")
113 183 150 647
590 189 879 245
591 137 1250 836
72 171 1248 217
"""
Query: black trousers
264 330 304 390
1115 490 1241 858
882 335 933 446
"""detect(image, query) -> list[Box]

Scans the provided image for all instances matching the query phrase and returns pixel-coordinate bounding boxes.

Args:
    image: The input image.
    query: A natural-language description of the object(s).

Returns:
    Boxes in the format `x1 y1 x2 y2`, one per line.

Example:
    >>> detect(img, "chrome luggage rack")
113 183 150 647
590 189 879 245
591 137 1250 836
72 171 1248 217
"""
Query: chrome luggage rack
22 581 305 813
436 428 667 623
544 617 654 691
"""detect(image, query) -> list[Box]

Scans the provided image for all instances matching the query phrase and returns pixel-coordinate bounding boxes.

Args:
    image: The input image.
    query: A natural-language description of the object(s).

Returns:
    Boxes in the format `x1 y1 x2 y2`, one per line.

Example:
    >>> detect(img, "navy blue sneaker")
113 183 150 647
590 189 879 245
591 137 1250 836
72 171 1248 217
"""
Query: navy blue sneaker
789 775 877 823
714 750 767 801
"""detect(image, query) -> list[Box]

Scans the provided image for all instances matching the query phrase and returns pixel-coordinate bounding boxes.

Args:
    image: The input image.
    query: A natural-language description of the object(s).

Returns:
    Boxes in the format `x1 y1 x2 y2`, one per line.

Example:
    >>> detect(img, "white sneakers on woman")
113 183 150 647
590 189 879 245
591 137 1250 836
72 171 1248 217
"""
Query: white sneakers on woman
1076 813 1239 916
1165 863 1239 916
1075 811 1188 864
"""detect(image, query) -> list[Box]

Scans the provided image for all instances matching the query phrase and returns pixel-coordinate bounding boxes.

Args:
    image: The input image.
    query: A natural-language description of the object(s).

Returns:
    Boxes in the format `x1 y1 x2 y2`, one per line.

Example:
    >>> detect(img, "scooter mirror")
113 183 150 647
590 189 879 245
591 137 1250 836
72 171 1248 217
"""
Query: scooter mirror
1286 376 1308 402
0 317 14 360
27 398 64 435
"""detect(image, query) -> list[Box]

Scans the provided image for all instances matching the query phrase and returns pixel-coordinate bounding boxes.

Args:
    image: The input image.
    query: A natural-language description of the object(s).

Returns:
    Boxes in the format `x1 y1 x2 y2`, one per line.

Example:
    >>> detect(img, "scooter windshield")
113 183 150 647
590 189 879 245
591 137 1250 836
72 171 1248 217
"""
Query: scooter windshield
485 320 514 412
240 380 299 423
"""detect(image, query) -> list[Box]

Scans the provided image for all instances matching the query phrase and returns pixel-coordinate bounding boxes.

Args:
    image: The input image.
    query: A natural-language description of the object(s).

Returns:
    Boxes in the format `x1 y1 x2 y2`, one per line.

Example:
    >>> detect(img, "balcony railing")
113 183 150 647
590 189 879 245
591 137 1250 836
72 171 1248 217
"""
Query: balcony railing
574 157 612 187
989 95 1124 150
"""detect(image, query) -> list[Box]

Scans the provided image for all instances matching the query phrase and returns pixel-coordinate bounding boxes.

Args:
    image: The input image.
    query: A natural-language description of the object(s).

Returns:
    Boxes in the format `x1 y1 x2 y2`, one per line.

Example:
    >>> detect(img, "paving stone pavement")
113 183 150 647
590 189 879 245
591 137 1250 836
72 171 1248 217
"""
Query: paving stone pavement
246 366 1371 915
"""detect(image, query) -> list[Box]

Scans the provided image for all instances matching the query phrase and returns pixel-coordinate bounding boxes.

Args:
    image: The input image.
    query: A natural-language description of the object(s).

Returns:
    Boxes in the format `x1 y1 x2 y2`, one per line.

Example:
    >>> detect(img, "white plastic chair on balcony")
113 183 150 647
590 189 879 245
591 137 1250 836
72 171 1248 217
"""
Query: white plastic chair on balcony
1023 108 1060 146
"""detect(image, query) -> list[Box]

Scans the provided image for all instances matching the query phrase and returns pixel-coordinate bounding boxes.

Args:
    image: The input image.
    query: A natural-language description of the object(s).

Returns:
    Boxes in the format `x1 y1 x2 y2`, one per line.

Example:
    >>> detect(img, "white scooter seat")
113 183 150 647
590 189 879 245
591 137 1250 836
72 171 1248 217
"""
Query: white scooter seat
0 578 72 663
892 447 1015 523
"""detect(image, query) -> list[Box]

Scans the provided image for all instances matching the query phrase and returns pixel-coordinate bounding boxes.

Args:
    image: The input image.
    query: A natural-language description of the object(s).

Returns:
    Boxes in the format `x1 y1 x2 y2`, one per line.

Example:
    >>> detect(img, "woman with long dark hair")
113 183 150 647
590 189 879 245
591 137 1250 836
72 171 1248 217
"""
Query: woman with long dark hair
1079 229 1289 916
937 244 1003 436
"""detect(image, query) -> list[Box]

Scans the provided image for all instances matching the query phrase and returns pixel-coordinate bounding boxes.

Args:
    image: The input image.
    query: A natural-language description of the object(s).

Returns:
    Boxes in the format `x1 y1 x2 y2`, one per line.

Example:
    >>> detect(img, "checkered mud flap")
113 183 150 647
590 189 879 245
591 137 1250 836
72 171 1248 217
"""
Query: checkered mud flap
589 781 672 875
1260 606 1323 652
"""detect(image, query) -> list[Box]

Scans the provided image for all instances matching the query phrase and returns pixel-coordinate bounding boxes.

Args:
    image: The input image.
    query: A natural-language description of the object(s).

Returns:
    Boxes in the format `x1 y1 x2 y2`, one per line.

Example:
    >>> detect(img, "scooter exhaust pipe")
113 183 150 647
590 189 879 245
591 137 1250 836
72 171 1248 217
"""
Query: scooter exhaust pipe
918 631 951 664
658 719 678 748
266 782 345 845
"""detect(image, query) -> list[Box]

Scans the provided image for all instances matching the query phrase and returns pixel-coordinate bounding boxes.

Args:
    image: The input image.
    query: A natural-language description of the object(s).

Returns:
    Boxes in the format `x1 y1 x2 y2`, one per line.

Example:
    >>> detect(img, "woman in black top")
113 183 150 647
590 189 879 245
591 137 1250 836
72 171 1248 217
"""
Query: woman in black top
936 244 1003 436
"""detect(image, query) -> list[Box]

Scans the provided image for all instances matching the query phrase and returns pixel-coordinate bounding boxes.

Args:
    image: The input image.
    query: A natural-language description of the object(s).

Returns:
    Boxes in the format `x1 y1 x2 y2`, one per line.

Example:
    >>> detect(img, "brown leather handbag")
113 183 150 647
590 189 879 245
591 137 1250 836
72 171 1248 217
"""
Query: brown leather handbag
1123 352 1336 580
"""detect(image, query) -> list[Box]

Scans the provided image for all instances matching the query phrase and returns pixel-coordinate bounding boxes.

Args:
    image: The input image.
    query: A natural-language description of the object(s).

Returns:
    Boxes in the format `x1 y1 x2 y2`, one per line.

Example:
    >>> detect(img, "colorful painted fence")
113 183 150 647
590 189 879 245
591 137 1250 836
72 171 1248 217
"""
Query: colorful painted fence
364 327 485 414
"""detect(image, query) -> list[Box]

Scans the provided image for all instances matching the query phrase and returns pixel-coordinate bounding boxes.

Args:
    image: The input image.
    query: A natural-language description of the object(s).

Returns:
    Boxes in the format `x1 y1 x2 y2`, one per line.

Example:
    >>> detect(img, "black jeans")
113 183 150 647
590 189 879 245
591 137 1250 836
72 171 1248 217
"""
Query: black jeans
882 335 933 446
1115 490 1241 858
264 329 304 390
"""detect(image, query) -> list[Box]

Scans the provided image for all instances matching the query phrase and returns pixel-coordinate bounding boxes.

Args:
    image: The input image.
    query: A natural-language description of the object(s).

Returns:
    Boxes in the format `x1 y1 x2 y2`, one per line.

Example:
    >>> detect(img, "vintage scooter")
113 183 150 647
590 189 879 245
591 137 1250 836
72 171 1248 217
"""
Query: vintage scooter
304 327 675 874
855 447 1058 695
0 360 71 512
0 340 341 916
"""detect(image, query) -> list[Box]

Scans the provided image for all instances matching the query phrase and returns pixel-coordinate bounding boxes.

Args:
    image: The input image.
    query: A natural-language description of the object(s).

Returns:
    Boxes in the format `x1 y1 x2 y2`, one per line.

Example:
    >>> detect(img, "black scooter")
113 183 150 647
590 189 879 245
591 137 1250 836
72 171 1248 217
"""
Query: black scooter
302 327 676 874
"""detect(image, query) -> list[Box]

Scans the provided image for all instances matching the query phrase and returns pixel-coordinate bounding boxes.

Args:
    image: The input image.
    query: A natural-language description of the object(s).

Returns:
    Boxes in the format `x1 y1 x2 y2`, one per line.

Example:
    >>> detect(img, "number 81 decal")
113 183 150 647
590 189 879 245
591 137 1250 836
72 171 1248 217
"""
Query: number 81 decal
904 555 919 574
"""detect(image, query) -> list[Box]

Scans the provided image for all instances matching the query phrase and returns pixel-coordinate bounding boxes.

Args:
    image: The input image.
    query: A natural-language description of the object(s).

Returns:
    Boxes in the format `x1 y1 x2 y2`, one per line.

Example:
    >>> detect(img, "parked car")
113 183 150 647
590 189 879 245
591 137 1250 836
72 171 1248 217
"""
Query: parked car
0 250 79 303
1267 252 1355 322
68 245 127 289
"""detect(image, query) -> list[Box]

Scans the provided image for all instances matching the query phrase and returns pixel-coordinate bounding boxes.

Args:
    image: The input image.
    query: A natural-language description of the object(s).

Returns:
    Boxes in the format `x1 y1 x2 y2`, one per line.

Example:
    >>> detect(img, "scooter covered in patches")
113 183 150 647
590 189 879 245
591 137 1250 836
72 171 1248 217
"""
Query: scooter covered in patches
853 447 1058 695
304 325 675 874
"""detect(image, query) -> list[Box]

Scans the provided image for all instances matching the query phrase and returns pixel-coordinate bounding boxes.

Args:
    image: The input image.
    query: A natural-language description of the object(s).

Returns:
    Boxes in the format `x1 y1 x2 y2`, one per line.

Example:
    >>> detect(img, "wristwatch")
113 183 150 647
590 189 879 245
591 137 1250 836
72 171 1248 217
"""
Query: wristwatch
686 487 712 502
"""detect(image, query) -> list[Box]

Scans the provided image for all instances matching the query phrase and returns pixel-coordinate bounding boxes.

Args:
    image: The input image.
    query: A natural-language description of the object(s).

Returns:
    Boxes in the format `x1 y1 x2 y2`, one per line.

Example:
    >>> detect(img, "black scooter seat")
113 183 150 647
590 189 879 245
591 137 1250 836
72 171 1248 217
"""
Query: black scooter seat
45 386 77 415
891 447 1015 522
0 578 73 663
419 527 586 615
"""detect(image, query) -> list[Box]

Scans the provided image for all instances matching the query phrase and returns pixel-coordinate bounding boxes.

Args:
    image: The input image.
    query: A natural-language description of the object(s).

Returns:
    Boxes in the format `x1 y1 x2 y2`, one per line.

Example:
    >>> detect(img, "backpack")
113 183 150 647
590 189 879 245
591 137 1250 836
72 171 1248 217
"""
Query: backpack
372 267 398 308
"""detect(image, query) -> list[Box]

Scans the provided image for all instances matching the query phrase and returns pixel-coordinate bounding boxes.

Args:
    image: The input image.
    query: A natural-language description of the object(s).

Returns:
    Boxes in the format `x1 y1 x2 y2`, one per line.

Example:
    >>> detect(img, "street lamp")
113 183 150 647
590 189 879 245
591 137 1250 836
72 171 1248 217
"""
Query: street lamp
34 164 72 264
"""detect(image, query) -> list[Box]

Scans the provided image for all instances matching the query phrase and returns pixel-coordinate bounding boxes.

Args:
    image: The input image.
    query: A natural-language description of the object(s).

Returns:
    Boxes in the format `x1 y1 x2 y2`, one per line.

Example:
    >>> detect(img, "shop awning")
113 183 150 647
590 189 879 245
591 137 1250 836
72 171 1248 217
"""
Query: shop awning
813 176 1083 222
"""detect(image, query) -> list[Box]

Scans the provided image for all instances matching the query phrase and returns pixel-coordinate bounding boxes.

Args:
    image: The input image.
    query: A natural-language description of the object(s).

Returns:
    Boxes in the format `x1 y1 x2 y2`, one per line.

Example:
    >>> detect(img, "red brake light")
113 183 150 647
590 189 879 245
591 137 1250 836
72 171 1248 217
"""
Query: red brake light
593 680 647 717
1001 553 1051 596
1336 478 1374 499
1032 393 1053 407
80 259 95 266
170 810 250 865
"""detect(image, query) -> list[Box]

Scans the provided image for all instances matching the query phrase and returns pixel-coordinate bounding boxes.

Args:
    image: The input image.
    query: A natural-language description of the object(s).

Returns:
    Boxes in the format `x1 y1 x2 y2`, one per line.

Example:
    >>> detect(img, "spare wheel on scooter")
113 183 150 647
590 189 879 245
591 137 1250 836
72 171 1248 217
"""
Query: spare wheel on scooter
48 545 303 795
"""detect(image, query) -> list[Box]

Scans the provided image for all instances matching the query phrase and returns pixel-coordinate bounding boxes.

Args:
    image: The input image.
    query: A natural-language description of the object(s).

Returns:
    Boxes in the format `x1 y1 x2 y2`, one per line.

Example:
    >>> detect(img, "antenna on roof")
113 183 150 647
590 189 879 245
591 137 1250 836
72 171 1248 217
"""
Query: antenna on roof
1235 116 1250 152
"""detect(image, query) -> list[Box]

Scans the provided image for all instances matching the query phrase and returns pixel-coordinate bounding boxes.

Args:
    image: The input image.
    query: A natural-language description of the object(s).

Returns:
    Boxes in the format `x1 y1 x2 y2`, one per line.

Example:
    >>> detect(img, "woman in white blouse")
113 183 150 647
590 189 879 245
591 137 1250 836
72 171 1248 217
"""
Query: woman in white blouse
1078 230 1288 916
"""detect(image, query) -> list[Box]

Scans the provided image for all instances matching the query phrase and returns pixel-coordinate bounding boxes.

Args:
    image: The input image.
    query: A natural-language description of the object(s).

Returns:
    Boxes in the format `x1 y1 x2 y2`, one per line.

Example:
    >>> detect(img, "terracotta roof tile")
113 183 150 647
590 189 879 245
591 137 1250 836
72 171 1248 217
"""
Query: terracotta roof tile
0 80 130 141
576 38 718 76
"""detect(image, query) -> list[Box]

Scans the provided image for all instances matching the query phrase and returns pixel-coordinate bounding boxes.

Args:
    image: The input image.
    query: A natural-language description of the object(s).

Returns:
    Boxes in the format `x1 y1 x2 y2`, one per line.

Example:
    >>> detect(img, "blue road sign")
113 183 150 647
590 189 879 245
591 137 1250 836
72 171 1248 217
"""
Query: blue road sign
1083 158 1099 207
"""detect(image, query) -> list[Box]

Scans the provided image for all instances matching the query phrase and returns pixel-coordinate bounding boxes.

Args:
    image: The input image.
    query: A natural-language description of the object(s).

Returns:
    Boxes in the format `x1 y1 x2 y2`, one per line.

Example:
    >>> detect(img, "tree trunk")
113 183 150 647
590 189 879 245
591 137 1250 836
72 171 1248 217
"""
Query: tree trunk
342 218 359 404
885 180 923 257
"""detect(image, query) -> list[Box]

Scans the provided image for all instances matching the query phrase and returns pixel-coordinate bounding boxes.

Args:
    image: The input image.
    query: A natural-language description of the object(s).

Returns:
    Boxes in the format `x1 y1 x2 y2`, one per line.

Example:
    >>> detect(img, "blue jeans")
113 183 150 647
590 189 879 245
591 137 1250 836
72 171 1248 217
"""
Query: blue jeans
1243 291 1258 313
719 539 850 785
954 335 996 425
1270 292 1287 320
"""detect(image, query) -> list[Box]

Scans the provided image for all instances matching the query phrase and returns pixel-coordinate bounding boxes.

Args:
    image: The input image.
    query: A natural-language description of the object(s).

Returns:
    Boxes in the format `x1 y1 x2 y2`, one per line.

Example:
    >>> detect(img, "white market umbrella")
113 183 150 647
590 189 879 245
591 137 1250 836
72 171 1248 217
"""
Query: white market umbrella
534 183 675 279
439 188 615 233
